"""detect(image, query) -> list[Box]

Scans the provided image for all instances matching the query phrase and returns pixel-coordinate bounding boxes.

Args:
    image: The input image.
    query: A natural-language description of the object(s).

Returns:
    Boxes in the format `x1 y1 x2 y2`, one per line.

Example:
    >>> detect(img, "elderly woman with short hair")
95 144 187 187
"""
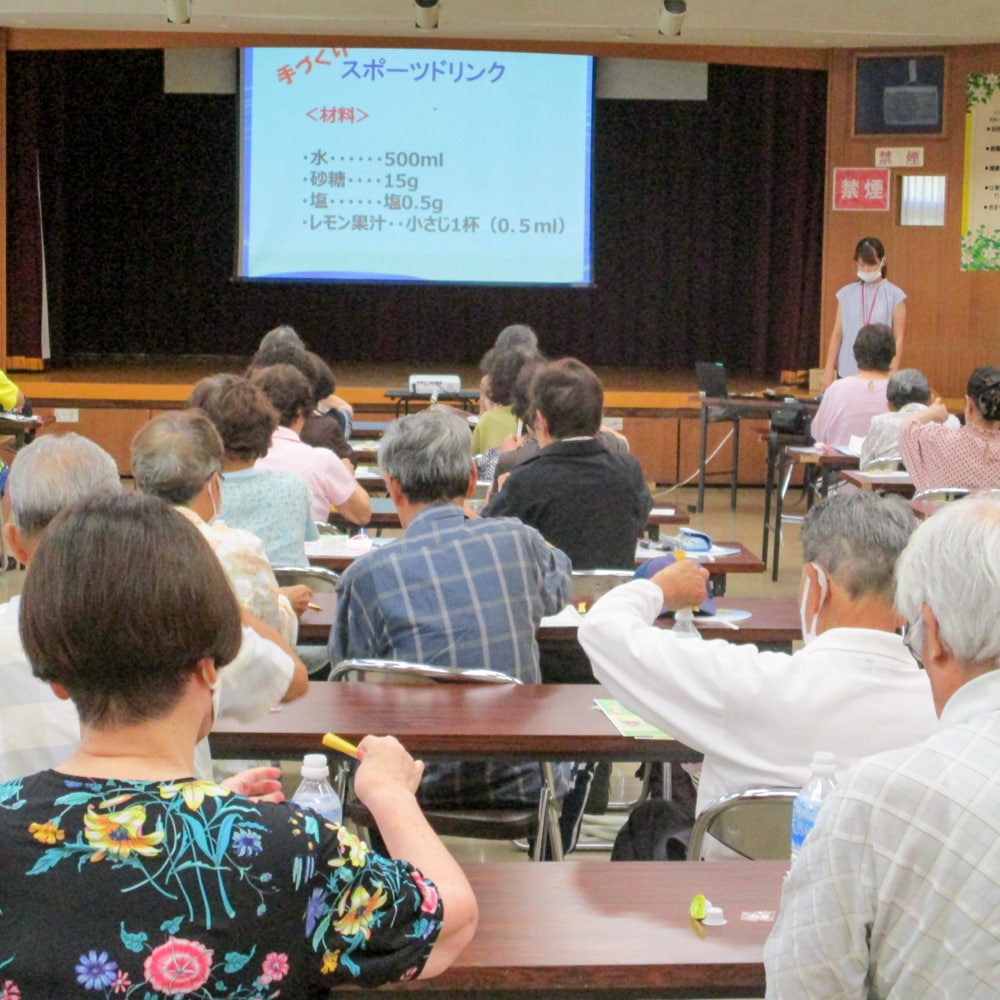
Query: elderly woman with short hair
131 409 306 646
0 492 476 995
189 374 317 567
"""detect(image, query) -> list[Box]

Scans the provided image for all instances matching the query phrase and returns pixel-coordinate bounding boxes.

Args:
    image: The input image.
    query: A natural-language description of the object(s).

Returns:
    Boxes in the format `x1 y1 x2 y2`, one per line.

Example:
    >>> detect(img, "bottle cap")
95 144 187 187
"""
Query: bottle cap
810 750 836 775
702 905 727 926
300 753 330 780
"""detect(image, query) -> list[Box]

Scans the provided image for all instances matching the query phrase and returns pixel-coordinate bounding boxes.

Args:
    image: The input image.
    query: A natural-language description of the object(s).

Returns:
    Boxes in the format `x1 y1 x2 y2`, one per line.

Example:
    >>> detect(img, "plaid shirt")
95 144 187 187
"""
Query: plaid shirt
331 503 571 807
765 668 1000 997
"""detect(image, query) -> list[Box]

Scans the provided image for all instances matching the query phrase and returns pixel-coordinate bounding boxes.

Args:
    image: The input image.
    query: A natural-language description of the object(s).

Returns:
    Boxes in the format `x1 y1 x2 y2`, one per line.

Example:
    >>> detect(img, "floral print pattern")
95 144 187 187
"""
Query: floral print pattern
0 771 442 997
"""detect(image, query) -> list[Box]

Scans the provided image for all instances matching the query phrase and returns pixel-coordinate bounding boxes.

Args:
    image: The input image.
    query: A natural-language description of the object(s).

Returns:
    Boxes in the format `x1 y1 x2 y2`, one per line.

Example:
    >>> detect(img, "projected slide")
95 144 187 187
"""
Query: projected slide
238 47 593 285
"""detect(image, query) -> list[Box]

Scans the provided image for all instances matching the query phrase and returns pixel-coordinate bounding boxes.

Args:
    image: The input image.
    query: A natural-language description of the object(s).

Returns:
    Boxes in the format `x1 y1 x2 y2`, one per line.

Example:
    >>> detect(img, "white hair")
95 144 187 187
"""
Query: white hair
8 433 121 538
895 495 1000 666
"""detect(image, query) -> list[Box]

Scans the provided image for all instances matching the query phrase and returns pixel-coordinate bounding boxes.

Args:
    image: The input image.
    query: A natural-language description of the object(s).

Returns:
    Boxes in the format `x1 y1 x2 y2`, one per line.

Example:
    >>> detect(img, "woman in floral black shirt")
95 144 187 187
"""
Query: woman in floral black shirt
0 493 476 998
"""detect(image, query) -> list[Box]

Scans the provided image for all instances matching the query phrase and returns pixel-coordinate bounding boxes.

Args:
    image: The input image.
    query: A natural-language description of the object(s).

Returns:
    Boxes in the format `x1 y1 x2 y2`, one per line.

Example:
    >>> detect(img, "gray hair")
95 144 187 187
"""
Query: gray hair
887 368 931 410
379 408 473 503
896 495 1000 667
480 323 539 372
801 492 916 601
259 324 305 352
8 433 121 539
131 410 224 505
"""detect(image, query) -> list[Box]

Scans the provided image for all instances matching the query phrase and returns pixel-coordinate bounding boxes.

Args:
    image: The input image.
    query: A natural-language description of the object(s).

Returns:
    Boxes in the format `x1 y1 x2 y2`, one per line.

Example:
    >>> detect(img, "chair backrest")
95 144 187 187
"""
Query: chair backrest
330 657 521 685
272 566 341 592
687 787 799 861
912 487 971 503
408 373 461 394
569 569 635 607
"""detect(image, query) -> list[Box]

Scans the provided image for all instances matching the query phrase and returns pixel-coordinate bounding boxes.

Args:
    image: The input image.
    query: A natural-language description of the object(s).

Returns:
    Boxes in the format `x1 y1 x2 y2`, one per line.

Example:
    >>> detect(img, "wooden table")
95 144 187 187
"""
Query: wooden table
365 860 785 999
0 412 42 450
840 468 915 495
645 505 690 539
328 495 401 534
541 596 800 650
386 388 480 415
298 594 801 651
637 540 764 596
352 420 392 439
209 682 699 764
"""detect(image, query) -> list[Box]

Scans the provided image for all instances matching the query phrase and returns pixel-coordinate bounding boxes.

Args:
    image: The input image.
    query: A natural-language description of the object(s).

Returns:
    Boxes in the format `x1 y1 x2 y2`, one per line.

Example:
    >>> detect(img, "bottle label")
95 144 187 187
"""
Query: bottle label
790 796 822 855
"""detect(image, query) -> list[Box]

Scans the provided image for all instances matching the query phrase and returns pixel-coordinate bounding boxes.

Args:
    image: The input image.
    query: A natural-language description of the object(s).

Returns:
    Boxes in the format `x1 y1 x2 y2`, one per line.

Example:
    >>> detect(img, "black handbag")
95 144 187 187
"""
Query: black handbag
770 401 811 435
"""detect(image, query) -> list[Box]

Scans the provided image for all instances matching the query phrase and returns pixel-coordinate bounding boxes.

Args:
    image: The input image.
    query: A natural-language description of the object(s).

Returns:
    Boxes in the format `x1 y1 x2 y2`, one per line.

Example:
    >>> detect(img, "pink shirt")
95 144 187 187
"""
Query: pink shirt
899 419 1000 494
811 376 889 448
255 425 358 520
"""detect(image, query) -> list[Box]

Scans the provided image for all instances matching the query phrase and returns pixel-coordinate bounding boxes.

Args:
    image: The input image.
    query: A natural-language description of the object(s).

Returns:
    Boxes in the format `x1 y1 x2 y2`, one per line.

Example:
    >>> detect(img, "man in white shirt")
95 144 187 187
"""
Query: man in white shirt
765 495 1000 998
578 492 939 858
1 433 305 783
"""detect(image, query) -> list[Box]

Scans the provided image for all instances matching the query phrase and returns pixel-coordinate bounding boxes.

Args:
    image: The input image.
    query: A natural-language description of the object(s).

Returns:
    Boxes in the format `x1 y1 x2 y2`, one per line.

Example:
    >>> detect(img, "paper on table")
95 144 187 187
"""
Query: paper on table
539 605 586 628
595 699 673 740
650 506 675 516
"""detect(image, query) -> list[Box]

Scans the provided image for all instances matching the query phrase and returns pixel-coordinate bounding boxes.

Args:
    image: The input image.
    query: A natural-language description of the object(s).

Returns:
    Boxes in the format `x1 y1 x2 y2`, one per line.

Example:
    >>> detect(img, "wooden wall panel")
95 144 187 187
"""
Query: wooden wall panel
31 406 152 475
621 416 679 485
823 45 1000 399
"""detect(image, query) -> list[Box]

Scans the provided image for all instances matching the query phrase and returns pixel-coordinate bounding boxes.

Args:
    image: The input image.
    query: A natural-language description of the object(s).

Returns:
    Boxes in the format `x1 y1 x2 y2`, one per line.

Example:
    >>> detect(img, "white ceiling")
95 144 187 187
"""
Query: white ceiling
2 0 1000 51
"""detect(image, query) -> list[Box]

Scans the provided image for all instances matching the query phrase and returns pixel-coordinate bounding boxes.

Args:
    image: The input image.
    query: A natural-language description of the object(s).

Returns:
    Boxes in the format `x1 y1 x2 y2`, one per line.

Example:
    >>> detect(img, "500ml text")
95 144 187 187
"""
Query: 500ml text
384 151 444 167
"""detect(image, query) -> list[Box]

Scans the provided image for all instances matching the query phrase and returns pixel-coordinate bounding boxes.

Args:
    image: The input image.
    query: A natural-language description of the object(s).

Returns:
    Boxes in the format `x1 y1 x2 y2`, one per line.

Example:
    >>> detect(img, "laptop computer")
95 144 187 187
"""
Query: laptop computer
695 361 758 399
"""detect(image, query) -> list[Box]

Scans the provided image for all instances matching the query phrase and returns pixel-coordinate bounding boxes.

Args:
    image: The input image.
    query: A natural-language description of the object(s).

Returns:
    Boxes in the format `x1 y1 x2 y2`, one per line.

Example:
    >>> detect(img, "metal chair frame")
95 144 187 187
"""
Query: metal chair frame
687 786 799 861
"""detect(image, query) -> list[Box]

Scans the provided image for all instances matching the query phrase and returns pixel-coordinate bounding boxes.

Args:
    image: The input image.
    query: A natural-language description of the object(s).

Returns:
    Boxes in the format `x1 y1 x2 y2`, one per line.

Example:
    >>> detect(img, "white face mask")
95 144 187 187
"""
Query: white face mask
799 563 829 645
857 266 883 283
208 471 221 523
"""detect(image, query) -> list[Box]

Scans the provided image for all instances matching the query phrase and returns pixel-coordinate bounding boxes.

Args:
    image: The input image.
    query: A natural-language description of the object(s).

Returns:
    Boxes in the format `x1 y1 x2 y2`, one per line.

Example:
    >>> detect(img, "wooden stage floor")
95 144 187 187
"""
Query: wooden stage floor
12 358 776 411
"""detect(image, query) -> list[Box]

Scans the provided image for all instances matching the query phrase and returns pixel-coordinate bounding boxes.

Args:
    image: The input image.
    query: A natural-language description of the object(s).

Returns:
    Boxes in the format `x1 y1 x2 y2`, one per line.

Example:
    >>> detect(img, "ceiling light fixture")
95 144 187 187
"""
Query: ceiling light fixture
166 0 191 25
658 0 687 37
415 0 439 30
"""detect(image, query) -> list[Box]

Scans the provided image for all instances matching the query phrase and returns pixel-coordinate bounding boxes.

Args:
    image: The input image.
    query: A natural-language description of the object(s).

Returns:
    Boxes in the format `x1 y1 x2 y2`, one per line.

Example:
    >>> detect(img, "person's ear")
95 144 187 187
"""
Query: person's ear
48 682 71 701
465 461 477 499
800 561 829 620
3 522 31 567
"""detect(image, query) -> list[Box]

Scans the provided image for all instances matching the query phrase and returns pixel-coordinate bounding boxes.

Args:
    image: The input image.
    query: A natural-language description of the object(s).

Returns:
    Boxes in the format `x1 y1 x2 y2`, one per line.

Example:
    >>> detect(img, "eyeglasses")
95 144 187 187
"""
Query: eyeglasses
901 618 925 670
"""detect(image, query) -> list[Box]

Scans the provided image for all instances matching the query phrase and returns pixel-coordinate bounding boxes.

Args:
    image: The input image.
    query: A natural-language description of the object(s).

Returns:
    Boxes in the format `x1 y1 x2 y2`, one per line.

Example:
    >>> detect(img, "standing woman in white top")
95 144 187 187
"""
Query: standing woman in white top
822 237 907 391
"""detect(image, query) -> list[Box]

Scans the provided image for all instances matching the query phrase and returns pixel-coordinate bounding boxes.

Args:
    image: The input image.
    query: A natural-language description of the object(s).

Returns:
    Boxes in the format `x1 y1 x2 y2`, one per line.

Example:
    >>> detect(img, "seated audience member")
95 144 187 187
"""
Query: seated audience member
0 368 26 412
484 357 652 570
249 339 354 457
471 345 541 455
860 367 959 471
478 322 539 376
765 495 1000 997
251 363 370 525
578 492 939 858
330 409 582 845
131 410 308 651
898 365 1000 494
492 358 629 487
189 374 317 567
810 323 894 447
0 491 476 995
1 434 305 783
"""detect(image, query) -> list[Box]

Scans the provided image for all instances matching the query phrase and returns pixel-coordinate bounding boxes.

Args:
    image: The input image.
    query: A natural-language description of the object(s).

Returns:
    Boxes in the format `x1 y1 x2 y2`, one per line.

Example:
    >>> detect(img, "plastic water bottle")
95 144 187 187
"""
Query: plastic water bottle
672 607 702 639
291 753 342 825
790 751 837 865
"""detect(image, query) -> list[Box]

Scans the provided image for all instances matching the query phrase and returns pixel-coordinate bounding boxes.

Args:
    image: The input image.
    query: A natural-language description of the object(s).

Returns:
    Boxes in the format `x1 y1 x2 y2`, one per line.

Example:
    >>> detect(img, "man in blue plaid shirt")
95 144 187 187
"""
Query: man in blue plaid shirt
331 408 573 823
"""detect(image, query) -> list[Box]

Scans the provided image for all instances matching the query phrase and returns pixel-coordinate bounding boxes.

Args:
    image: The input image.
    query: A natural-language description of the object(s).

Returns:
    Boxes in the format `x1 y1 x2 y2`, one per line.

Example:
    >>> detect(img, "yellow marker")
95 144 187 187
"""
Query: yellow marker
689 893 708 920
322 733 360 759
307 603 322 611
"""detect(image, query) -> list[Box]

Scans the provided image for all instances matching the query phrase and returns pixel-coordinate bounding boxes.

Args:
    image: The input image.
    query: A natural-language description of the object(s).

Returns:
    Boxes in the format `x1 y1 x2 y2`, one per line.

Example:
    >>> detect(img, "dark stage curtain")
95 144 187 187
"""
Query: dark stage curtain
7 51 826 376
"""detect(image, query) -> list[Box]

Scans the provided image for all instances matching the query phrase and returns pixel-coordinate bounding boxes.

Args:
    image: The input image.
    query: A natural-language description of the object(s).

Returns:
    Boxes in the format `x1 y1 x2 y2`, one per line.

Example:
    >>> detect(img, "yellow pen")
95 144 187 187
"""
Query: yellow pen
322 732 360 759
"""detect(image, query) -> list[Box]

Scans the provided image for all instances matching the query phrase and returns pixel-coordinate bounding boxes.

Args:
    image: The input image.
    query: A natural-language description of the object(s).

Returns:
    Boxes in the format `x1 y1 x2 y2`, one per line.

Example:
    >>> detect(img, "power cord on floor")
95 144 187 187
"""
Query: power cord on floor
652 428 734 503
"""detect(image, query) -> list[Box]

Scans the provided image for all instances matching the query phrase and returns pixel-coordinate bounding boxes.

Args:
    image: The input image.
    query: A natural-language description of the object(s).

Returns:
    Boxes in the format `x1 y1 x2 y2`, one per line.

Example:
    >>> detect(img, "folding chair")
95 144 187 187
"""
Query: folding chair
687 787 798 861
330 658 565 860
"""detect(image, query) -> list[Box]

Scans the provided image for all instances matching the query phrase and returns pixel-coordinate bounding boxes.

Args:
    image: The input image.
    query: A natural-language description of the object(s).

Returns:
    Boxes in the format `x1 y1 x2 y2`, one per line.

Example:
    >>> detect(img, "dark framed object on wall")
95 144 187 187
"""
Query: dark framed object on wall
854 54 946 136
